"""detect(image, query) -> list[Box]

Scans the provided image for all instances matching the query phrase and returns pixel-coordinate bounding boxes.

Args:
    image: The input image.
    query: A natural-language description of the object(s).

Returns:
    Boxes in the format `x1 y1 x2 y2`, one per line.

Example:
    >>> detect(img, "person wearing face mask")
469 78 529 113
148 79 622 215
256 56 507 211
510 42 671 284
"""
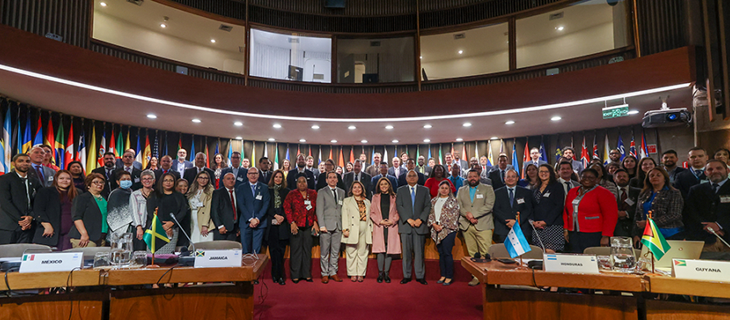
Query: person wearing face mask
32 170 81 250
106 171 136 241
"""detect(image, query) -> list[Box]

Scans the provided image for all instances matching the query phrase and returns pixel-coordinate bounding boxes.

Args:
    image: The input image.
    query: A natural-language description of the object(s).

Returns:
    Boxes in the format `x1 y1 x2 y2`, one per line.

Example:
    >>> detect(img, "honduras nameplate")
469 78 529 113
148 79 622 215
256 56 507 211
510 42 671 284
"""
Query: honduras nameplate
19 252 83 273
672 259 730 281
543 254 600 274
194 249 242 268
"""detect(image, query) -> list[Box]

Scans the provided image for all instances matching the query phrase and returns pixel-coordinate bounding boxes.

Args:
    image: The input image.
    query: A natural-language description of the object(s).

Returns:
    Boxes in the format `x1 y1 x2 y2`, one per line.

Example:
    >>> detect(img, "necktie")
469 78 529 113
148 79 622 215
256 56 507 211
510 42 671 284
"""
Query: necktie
21 177 31 207
565 181 571 193
501 170 505 183
229 189 237 221
34 165 44 182
251 184 256 198
332 188 337 203
355 174 359 182
695 170 703 179
126 166 132 174
410 186 416 213
509 188 514 208
163 169 168 174
620 189 628 210
713 183 720 193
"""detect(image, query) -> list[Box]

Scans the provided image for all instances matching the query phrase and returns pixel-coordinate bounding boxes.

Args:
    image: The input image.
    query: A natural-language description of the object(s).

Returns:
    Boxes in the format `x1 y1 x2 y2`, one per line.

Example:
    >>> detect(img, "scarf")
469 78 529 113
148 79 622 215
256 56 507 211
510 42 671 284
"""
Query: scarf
273 184 282 209
106 188 133 232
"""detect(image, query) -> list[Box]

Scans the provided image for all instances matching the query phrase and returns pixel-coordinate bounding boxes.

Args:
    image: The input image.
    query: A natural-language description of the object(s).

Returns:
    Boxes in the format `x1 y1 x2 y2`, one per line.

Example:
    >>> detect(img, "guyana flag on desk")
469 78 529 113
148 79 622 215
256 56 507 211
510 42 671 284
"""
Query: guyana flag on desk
143 214 170 253
641 218 671 260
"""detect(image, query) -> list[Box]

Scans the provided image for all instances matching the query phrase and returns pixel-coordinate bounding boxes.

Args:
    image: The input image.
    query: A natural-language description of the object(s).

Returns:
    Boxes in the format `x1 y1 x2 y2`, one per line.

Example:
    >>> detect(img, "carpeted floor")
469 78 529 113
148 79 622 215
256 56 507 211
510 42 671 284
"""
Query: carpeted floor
253 258 483 320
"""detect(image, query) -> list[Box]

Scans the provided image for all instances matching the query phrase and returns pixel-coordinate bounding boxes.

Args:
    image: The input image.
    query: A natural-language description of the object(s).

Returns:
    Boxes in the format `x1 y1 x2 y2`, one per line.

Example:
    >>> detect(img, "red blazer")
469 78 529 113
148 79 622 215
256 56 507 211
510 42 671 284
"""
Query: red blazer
563 185 618 236
284 189 318 227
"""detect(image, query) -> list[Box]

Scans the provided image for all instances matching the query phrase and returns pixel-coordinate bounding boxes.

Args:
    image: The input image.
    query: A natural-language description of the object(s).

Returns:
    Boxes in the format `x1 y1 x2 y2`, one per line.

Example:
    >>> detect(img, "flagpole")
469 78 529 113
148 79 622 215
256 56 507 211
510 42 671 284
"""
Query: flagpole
151 208 158 268
647 210 654 274
516 211 522 266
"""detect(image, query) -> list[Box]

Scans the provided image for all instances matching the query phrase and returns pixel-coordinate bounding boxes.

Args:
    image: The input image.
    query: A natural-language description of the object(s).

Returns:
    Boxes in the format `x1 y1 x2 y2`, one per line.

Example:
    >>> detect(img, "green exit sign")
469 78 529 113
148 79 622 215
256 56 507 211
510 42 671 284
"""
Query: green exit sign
602 104 629 119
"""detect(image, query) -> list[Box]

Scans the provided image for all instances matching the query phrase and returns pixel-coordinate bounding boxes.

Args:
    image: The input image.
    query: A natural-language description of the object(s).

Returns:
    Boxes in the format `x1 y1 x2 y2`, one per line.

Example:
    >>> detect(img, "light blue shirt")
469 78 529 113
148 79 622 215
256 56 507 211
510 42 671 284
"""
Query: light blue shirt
469 186 477 203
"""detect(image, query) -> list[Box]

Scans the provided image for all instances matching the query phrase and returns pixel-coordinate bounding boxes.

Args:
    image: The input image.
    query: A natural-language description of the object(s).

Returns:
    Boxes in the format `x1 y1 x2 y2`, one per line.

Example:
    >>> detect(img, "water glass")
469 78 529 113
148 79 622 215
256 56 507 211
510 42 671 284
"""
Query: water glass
131 251 148 268
93 252 112 270
596 255 612 270
610 236 636 272
110 233 133 268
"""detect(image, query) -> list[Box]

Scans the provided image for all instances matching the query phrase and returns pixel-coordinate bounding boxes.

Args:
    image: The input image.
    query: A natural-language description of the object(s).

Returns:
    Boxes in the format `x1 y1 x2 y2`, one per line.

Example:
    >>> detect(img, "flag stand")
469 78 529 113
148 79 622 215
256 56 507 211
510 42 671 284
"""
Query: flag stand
647 211 654 274
148 208 160 268
516 211 522 266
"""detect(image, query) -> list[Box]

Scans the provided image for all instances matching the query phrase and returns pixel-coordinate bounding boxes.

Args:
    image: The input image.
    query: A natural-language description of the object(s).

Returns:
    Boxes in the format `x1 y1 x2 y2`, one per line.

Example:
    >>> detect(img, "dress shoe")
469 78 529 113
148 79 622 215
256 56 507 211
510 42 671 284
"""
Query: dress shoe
377 273 384 283
331 275 343 282
443 279 452 286
468 277 480 286
400 278 411 284
292 279 300 284
279 279 286 285
416 279 427 285
305 278 313 282
322 276 329 284
253 280 259 285
384 274 391 283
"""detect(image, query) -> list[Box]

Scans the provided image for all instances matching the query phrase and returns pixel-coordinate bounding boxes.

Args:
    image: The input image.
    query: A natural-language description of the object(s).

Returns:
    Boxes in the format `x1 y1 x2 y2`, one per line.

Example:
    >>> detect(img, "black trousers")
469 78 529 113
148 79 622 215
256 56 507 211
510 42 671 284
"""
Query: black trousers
267 226 288 281
0 226 33 245
437 232 456 278
213 227 240 241
567 231 603 254
289 227 312 280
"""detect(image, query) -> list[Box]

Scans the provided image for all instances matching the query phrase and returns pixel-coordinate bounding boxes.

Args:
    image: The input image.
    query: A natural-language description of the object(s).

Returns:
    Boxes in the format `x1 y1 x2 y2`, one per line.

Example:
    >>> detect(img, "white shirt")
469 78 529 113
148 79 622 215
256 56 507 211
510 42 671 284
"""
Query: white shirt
434 197 447 222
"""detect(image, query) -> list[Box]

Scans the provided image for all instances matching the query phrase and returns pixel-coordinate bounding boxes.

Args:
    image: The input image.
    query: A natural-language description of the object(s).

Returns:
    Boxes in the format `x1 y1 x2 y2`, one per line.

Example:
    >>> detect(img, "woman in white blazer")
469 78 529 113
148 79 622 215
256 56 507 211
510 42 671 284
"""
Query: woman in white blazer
342 181 373 282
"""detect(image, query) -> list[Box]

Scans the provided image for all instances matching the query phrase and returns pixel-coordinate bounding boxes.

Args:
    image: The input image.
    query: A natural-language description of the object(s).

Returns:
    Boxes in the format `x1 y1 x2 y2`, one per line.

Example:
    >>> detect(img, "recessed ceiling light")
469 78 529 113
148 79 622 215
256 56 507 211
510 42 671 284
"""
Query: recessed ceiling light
456 138 463 142
100 2 107 7
268 138 275 142
423 139 431 143
299 139 306 143
192 118 201 123
147 114 157 119
234 121 243 126
551 116 562 121
273 123 281 128
458 50 463 54
331 139 338 143
627 110 639 115
505 120 515 125
361 140 368 143
423 124 432 129
160 23 166 28
556 26 564 31
392 140 399 143
210 39 216 43
311 125 320 129
385 125 393 130
491 136 499 140
463 122 472 127
235 136 242 140
348 125 356 130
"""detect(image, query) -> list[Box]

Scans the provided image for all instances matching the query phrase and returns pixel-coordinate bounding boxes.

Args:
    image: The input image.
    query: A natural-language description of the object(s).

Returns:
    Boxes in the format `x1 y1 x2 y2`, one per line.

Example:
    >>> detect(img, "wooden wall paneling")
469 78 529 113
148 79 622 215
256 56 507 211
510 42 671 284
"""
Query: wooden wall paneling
0 292 105 320
0 0 89 48
484 288 637 320
646 300 730 320
635 0 686 56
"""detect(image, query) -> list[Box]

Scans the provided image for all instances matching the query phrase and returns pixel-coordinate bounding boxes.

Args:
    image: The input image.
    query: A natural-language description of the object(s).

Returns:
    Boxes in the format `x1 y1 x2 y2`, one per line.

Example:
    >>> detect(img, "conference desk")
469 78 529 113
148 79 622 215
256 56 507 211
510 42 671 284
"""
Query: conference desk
0 256 267 320
461 257 730 320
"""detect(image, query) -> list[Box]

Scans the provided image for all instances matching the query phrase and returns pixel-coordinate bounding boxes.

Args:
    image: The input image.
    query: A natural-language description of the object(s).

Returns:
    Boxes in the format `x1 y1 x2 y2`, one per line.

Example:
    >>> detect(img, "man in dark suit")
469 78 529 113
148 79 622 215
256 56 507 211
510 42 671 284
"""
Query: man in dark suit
237 167 270 254
221 151 248 189
395 170 432 285
684 159 730 252
316 159 346 191
557 161 580 201
415 156 431 178
0 154 41 244
343 160 371 198
183 152 215 187
258 157 273 185
398 159 425 187
91 152 119 199
492 169 536 243
211 173 240 241
613 169 640 237
115 150 143 190
488 154 510 190
115 148 142 170
365 152 381 178
152 155 181 181
27 146 56 188
288 154 315 190
522 147 548 174
674 147 708 199
452 150 469 173
175 148 194 177
559 147 584 176
388 157 404 179
370 162 398 194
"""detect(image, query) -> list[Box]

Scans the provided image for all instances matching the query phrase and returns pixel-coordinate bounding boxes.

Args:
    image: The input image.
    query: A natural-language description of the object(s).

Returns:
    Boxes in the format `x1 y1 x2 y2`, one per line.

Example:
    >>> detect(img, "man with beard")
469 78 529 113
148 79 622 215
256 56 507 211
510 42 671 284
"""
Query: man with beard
684 159 730 252
457 169 495 286
661 150 686 184
288 154 315 190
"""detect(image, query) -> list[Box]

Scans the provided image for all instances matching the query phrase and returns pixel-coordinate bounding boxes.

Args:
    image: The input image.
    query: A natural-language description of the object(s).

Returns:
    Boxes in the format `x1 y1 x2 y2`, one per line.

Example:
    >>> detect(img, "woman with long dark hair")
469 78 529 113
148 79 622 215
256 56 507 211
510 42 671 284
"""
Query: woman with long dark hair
33 170 80 250
267 169 290 285
146 173 188 254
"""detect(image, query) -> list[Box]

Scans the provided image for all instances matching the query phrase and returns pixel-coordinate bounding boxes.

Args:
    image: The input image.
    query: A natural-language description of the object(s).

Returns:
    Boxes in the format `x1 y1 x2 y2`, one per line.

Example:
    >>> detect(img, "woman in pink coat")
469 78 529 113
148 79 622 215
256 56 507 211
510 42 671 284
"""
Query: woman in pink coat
370 177 401 283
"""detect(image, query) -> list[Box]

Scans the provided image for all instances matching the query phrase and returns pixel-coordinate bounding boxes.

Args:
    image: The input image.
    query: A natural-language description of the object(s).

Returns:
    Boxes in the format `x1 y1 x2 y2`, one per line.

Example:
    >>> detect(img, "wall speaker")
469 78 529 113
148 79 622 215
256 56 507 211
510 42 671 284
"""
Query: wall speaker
325 0 346 8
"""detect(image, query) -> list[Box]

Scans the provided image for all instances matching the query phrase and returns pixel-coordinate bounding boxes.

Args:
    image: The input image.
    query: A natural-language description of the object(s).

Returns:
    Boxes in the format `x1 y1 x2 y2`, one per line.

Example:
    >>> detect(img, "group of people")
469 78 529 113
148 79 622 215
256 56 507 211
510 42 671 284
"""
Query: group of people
1 143 729 287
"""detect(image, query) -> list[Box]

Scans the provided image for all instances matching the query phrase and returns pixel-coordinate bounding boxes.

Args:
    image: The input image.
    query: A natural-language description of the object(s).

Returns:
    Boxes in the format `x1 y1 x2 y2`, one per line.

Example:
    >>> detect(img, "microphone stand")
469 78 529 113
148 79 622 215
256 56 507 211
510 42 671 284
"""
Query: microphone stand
707 227 730 249
170 213 196 266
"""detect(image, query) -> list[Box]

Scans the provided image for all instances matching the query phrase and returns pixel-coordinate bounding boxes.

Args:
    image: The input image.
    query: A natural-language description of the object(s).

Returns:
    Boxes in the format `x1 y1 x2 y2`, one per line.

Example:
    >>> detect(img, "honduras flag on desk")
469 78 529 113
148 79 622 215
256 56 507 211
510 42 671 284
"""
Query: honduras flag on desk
505 222 532 258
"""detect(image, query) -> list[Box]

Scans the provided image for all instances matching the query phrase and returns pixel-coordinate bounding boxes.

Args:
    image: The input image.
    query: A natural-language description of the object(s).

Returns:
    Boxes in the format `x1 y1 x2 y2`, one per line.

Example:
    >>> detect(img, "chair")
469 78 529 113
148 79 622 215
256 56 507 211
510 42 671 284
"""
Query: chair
583 246 638 258
189 240 242 251
0 244 52 258
64 247 111 260
488 243 544 259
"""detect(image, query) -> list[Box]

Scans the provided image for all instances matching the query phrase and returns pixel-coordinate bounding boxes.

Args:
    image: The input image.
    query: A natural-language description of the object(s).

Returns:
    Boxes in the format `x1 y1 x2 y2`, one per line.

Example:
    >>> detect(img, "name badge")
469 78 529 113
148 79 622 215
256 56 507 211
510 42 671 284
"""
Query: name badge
237 177 244 181
516 198 525 204
624 198 635 206
194 249 242 268
700 180 710 184
672 259 730 281
720 196 730 204
48 176 54 181
304 200 311 206
543 254 600 274
255 194 262 200
543 192 551 198
20 252 83 273
476 194 484 199
134 177 140 183
572 199 580 205
338 200 343 206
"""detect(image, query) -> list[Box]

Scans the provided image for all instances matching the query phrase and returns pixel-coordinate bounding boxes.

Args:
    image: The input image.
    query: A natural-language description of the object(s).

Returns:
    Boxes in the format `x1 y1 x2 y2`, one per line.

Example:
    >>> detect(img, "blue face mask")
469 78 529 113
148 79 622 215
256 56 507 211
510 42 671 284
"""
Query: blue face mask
120 180 133 189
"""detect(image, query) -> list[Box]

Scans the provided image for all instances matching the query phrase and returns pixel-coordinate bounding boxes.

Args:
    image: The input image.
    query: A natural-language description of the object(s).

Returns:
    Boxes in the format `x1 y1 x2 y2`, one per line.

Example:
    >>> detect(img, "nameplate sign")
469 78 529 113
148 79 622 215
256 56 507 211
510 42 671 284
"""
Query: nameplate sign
19 253 83 273
194 249 242 268
672 259 730 281
543 254 600 274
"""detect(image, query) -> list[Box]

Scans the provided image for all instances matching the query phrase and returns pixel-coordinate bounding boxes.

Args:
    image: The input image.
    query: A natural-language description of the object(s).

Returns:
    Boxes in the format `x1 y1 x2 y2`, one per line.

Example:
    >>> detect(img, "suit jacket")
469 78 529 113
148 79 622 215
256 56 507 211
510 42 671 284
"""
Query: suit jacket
488 169 506 190
91 166 118 199
492 186 536 238
569 159 585 175
673 169 706 199
184 167 216 187
236 181 270 229
115 159 142 171
452 159 469 172
415 165 432 178
667 167 687 185
174 160 194 176
370 174 398 194
634 187 684 236
211 187 240 232
0 172 41 231
456 183 495 231
388 166 406 179
558 178 580 200
343 171 372 198
68 192 104 241
316 186 345 231
533 182 566 227
365 164 380 178
114 167 143 190
28 164 56 188
684 181 730 244
523 160 548 173
316 172 346 191
220 166 248 189
397 171 425 187
258 170 273 185
152 168 181 182
395 184 432 235
287 168 315 190
267 186 290 240
614 185 640 236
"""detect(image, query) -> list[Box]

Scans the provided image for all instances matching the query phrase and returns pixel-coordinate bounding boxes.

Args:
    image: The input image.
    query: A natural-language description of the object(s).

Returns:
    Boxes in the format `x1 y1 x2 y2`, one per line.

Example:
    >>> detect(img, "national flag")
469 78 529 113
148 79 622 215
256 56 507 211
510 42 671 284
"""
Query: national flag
285 144 290 161
97 128 106 168
204 139 209 167
249 140 254 165
427 145 432 163
504 221 532 258
640 131 649 159
629 131 637 158
474 142 479 160
570 135 575 159
108 126 116 158
511 140 520 177
22 114 32 153
273 143 280 170
437 144 442 165
383 146 388 166
86 124 97 171
461 143 467 164
190 136 196 164
522 139 529 178
580 136 589 168
135 130 142 164
539 140 548 163
116 128 124 159
227 140 233 167
77 127 86 173
617 135 626 161
338 147 344 167
163 131 168 157
499 139 505 155
371 147 376 166
143 212 171 254
33 115 43 147
554 147 562 163
349 147 354 164
44 116 56 163
416 145 420 160
487 140 494 166
125 128 131 153
64 123 74 169
152 132 159 159
54 120 65 170
2 108 11 174
215 139 219 156
178 134 183 158
241 139 245 159
592 134 598 160
603 134 611 165
317 145 321 163
328 146 333 162
142 133 151 169
641 218 671 260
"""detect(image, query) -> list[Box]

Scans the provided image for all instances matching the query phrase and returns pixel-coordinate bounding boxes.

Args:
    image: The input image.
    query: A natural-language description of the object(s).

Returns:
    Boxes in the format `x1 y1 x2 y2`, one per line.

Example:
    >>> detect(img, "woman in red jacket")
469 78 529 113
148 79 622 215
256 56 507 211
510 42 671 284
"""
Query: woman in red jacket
563 168 618 253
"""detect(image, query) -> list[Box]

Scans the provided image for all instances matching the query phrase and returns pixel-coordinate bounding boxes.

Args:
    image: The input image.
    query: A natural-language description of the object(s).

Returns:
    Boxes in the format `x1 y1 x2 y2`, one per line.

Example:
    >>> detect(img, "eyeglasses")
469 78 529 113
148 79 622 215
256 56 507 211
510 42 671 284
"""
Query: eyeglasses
92 180 105 185
197 176 210 180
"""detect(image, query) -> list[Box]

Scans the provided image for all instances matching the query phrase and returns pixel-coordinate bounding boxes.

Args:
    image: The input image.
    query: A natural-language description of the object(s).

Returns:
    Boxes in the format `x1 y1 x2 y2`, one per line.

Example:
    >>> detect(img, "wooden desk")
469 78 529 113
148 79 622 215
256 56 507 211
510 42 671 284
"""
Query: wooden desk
644 274 730 320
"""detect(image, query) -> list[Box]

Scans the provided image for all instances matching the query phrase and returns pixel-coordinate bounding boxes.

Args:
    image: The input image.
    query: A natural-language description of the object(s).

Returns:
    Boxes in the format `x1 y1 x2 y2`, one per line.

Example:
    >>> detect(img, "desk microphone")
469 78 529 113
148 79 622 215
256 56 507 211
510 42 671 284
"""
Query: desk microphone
707 227 730 249
527 219 546 270
170 213 196 266
527 219 547 253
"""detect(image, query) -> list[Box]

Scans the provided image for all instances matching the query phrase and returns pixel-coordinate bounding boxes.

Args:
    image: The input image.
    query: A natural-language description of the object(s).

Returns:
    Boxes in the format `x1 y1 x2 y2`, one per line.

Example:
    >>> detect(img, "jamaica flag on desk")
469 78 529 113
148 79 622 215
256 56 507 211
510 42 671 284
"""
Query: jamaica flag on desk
143 214 170 253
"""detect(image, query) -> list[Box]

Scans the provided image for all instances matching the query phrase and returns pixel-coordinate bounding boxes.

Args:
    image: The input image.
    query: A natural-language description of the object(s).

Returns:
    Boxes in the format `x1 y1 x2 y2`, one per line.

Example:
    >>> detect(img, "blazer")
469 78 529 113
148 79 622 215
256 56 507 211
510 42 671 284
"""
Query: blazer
0 171 41 231
316 185 345 231
184 167 215 187
343 171 372 198
32 187 81 246
266 186 290 240
415 165 432 178
673 169 707 199
397 171 426 187
388 166 406 179
395 184 432 235
115 159 142 171
563 186 619 236
287 168 315 190
316 172 347 191
370 174 398 194
258 170 273 185
614 185 640 236
370 193 401 254
91 166 118 199
189 190 214 232
492 186 536 237
341 197 373 245
236 181 270 229
684 181 730 244
364 164 380 178
220 166 248 189
27 164 56 188
667 167 687 185
532 182 566 227
633 187 684 236
456 183 495 231
174 160 194 176
558 178 580 200
211 187 239 232
114 167 143 190
488 169 507 190
152 168 181 182
567 159 585 175
428 195 460 244
68 192 104 241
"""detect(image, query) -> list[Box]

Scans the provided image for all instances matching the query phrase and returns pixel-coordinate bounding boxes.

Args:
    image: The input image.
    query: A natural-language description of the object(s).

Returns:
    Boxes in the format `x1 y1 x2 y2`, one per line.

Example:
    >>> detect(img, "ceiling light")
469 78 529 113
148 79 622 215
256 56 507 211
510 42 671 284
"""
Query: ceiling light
423 139 431 143
423 124 432 129
551 116 562 121
331 139 338 143
192 118 201 123
273 123 281 128
458 50 463 54
456 138 463 142
505 120 515 125
160 23 166 28
268 138 275 142
210 39 216 43
348 125 356 130
100 2 107 6
556 26 564 31
361 140 368 143
463 122 472 127
491 136 499 140
311 125 320 129
385 125 393 130
392 140 399 143
627 110 639 115
419 56 422 59
147 114 157 119
299 139 306 143
234 121 243 126
235 136 242 140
